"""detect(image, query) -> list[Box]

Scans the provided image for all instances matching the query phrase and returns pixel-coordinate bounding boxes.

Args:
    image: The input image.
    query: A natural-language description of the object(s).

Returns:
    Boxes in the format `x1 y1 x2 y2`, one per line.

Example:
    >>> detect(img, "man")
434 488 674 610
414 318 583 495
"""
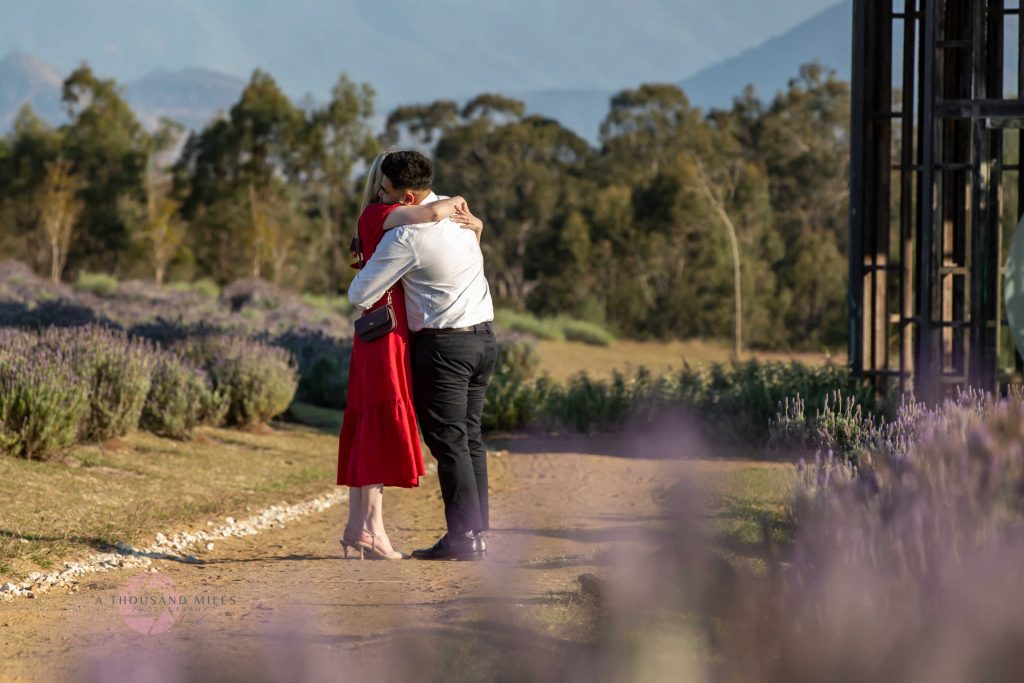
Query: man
348 150 497 561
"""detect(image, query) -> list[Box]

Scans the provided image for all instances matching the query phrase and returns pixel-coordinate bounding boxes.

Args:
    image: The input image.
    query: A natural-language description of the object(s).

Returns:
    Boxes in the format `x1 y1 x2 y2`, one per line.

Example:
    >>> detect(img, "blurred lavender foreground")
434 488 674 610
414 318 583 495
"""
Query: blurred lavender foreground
65 389 1024 683
719 388 1024 682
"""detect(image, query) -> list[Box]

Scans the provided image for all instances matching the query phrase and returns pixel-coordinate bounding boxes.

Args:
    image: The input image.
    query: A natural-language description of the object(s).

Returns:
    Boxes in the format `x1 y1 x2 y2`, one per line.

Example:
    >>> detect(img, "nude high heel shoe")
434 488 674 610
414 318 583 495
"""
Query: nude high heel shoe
358 529 404 560
340 528 370 559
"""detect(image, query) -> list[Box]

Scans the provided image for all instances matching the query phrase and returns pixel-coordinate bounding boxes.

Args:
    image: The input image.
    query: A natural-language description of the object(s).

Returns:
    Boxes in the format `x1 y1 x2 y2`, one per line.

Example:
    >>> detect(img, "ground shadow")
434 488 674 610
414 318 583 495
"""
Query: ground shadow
200 553 339 565
0 300 110 329
0 530 116 554
491 524 668 544
486 430 792 462
0 530 215 567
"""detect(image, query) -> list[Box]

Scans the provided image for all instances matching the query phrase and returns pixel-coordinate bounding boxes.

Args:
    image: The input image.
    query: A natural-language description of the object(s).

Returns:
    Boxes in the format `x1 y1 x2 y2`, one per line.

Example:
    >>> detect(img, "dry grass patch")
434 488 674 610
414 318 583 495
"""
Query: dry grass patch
0 422 339 579
534 338 841 382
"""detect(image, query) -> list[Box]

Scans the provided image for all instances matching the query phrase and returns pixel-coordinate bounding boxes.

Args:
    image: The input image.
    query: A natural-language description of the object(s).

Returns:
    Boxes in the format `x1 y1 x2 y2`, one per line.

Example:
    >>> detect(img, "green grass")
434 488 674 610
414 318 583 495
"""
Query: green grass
655 460 795 572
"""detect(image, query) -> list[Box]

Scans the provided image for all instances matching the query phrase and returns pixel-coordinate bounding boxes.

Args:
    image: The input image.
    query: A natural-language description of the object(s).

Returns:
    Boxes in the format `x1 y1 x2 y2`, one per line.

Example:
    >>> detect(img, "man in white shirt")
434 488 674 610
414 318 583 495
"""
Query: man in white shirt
348 151 496 561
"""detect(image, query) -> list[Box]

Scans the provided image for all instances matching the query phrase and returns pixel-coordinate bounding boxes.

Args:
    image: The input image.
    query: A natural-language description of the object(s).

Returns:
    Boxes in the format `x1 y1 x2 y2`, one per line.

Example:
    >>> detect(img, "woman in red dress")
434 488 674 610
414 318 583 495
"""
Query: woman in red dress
337 152 480 559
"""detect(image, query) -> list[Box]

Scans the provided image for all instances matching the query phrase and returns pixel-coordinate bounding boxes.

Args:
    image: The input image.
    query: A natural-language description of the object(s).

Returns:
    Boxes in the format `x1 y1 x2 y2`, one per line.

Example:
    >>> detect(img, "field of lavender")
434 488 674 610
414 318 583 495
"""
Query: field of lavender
0 259 356 458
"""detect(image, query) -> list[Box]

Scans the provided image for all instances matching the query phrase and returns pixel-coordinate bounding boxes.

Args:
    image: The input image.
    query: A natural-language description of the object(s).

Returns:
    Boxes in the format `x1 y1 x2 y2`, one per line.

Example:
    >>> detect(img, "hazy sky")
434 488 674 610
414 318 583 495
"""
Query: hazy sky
0 0 844 105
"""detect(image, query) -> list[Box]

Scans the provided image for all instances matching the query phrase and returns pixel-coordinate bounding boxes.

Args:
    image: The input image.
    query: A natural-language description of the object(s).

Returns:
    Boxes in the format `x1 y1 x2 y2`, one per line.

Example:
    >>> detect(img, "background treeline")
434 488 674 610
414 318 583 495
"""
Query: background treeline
0 62 849 350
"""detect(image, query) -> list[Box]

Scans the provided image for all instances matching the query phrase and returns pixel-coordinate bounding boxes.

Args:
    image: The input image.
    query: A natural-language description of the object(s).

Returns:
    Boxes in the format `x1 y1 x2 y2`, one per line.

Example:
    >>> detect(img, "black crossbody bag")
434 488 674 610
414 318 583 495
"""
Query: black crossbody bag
354 289 397 342
350 235 397 342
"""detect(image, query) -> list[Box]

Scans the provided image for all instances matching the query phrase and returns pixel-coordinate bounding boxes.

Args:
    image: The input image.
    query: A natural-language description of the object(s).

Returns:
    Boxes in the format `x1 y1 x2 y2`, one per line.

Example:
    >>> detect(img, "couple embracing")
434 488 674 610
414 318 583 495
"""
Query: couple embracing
337 150 496 561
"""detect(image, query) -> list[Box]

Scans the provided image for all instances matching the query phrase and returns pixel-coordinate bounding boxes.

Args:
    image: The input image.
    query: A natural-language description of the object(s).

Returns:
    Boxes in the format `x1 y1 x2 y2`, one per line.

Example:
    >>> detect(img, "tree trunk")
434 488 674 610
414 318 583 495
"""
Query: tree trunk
50 240 60 285
694 160 743 358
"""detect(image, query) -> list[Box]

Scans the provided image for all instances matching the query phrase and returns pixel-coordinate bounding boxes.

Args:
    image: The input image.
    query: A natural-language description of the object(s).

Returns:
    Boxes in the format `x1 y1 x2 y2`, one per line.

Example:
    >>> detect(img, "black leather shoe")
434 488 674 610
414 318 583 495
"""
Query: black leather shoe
472 531 487 553
411 532 485 561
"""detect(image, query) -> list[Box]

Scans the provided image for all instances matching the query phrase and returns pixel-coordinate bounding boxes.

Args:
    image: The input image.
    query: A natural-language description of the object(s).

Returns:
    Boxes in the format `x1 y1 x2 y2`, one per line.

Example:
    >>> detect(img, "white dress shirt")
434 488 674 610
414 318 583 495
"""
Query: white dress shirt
348 192 495 332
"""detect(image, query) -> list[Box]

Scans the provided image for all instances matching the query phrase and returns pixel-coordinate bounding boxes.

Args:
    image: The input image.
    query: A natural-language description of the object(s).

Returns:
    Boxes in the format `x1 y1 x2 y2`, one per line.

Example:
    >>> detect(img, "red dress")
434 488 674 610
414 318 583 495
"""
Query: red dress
337 203 425 488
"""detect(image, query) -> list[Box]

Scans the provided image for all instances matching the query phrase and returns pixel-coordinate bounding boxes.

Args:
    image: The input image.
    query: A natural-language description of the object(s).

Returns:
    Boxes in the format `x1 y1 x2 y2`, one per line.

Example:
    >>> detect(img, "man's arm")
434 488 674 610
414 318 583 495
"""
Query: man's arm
347 228 418 310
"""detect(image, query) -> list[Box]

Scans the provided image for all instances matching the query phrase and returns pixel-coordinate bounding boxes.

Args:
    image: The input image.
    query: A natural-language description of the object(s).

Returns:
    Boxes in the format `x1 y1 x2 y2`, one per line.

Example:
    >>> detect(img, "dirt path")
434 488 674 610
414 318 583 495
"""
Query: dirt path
0 447 756 683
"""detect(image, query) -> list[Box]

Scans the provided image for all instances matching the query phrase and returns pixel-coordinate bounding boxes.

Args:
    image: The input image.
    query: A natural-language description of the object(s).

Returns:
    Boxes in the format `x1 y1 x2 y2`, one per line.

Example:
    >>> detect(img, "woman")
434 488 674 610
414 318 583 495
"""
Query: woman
337 152 482 559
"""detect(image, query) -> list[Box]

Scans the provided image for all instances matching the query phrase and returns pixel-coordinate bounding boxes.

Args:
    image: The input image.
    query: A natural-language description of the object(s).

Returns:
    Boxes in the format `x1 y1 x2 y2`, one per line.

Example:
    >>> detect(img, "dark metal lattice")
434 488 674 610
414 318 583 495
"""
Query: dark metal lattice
849 0 1024 401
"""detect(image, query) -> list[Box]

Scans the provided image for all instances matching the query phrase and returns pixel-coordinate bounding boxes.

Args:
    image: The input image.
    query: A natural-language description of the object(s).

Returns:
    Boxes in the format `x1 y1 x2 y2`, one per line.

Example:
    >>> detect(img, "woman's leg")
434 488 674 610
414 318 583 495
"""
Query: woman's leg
344 486 365 540
361 484 399 555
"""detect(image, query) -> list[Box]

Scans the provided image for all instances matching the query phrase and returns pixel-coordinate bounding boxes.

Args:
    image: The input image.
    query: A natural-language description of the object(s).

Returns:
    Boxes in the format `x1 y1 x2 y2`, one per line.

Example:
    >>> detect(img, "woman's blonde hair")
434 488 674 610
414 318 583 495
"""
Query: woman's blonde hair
361 152 389 212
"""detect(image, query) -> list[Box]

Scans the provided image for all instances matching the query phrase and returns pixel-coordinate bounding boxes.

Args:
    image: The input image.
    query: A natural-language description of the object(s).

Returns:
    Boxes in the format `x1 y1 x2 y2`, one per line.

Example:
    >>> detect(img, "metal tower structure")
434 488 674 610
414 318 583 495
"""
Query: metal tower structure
849 0 1024 401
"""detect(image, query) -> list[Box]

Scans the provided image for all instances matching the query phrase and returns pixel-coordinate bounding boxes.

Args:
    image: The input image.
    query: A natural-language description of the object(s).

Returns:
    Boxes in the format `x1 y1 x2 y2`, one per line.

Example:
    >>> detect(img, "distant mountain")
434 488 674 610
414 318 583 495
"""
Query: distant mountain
0 0 839 120
0 52 245 133
126 68 245 130
678 1 851 110
516 1 851 142
0 50 64 128
519 88 616 142
0 1 861 142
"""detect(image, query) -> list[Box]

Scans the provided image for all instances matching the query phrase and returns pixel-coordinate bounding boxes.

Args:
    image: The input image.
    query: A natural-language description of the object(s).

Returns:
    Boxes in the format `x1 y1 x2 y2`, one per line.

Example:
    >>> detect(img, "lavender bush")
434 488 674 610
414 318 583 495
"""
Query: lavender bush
178 335 299 427
0 345 89 459
0 262 351 339
712 389 1024 680
39 326 156 442
270 329 351 409
141 352 223 439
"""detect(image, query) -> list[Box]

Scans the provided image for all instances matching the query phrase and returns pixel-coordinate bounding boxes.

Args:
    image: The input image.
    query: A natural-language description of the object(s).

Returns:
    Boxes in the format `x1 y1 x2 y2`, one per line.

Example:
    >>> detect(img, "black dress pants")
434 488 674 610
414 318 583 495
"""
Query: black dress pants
411 328 497 535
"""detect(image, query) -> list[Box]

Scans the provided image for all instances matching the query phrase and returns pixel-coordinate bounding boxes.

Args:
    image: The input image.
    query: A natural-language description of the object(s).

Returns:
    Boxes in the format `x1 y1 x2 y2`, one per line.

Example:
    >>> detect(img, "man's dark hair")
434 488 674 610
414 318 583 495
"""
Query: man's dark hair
381 150 433 191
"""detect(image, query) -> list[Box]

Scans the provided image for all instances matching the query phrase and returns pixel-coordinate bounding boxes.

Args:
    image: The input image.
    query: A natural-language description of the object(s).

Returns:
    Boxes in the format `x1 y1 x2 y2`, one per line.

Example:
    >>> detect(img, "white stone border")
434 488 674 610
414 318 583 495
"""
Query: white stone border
0 489 347 602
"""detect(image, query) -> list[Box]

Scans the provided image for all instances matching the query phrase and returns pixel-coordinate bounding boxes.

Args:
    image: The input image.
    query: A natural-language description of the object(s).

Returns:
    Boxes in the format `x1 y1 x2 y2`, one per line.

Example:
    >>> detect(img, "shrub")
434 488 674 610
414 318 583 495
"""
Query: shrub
179 335 298 427
221 279 287 312
769 390 885 461
0 328 34 355
169 278 221 299
494 308 615 346
301 293 352 317
485 356 879 443
191 278 220 299
482 339 547 431
74 271 119 297
543 372 632 432
494 309 565 341
40 326 155 442
271 329 351 409
554 316 615 346
0 346 89 459
141 352 222 438
692 359 880 444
